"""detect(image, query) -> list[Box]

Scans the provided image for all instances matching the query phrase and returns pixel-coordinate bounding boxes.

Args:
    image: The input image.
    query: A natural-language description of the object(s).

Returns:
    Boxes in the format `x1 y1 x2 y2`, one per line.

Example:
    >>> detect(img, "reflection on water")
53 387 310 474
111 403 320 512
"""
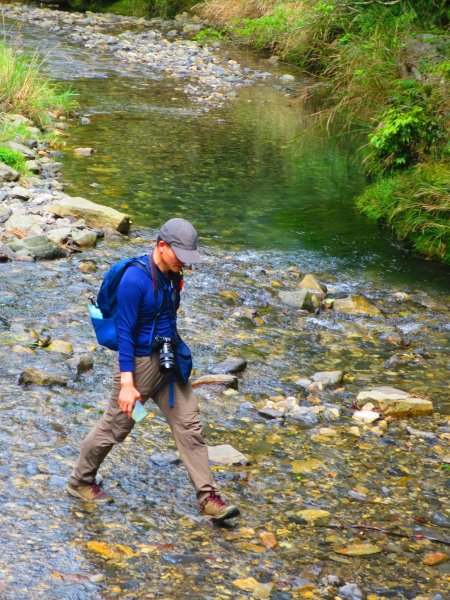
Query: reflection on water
3 18 450 293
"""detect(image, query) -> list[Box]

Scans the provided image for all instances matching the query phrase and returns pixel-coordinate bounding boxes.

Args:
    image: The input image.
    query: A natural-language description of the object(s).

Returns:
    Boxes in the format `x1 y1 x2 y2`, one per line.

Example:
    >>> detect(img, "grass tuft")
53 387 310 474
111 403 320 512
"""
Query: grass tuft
0 41 77 127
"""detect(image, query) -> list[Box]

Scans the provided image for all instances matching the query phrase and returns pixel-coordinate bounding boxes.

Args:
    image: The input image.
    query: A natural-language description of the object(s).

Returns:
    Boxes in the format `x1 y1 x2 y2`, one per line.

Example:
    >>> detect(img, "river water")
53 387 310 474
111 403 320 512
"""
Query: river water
1 8 450 600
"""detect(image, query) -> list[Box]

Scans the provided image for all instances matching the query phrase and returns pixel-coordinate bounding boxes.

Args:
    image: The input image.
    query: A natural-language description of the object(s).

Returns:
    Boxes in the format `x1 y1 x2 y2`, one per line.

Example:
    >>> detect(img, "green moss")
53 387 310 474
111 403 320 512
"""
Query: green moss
357 161 450 263
0 146 28 173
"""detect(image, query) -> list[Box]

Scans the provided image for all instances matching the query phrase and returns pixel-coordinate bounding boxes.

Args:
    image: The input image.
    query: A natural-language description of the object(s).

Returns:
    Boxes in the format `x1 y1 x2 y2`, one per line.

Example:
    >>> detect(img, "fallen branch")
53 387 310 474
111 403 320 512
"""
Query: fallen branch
324 523 450 547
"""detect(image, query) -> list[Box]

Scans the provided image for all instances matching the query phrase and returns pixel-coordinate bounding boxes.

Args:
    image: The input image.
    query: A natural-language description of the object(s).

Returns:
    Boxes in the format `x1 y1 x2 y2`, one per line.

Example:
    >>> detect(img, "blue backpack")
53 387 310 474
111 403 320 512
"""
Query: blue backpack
89 254 158 351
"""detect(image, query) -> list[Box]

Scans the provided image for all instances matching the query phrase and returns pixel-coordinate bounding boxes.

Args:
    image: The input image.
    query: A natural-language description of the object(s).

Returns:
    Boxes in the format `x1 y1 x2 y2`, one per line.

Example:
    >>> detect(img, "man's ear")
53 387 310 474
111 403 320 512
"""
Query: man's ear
157 240 167 252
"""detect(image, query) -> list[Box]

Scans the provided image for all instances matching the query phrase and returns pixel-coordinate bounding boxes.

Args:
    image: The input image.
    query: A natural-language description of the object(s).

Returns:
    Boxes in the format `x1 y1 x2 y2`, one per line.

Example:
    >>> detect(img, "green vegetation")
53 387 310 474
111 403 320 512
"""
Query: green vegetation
0 41 77 127
198 0 449 263
0 146 28 173
357 162 449 264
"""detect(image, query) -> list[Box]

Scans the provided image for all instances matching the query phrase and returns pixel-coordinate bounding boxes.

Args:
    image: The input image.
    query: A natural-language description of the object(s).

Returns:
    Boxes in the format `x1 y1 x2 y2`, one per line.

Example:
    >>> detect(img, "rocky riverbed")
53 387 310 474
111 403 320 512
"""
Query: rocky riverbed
1 234 449 598
0 3 289 110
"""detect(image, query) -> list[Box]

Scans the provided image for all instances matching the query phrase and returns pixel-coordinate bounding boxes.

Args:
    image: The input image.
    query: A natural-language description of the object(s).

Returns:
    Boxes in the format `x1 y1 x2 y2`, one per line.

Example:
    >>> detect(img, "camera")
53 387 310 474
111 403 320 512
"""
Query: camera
153 336 176 373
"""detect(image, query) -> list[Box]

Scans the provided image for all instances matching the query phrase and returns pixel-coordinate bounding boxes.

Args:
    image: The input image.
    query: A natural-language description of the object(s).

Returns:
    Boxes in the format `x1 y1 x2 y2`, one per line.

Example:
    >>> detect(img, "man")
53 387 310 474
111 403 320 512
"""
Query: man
67 218 240 523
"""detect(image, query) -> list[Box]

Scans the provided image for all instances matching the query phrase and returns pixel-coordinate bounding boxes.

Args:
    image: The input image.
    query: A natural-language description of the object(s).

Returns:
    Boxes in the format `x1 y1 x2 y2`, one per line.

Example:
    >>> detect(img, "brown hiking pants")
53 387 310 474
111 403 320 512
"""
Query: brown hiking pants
69 354 217 504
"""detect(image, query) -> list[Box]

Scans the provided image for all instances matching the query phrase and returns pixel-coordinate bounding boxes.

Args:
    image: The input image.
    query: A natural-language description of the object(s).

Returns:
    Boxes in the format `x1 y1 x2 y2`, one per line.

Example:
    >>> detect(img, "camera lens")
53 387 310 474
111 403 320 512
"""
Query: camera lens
159 340 176 372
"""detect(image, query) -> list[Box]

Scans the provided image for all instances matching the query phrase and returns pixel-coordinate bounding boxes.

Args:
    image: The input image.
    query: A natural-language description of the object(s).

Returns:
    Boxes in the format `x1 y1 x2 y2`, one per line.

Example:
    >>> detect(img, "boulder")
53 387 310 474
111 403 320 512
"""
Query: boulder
356 386 433 417
208 444 249 466
311 370 343 387
7 235 66 261
191 374 238 389
333 295 382 317
0 162 20 183
47 196 130 234
279 290 322 312
19 368 68 386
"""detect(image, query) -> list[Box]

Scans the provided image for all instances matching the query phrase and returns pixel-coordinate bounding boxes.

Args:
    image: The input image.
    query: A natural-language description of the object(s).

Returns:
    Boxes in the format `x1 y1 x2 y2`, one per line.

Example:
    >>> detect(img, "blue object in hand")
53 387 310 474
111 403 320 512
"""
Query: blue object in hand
131 400 148 423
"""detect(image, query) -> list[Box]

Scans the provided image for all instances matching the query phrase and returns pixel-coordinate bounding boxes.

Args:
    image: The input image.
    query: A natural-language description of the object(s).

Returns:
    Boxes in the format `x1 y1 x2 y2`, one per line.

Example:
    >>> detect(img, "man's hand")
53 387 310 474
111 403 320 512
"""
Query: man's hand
118 377 141 419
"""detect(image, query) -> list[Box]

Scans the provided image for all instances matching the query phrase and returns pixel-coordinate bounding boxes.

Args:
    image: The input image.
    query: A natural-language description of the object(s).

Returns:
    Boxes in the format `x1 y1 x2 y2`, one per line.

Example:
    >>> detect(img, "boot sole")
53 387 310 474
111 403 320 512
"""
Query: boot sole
66 484 113 504
208 506 240 523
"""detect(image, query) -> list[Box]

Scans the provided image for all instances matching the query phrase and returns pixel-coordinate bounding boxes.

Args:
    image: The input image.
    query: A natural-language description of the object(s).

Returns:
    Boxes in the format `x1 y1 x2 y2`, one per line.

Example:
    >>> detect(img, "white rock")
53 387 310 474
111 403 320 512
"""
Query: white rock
207 444 249 466
352 410 380 424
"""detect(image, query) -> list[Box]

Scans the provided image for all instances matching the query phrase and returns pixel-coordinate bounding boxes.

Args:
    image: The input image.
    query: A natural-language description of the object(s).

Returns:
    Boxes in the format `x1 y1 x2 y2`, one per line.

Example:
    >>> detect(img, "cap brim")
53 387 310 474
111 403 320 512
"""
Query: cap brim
171 245 202 264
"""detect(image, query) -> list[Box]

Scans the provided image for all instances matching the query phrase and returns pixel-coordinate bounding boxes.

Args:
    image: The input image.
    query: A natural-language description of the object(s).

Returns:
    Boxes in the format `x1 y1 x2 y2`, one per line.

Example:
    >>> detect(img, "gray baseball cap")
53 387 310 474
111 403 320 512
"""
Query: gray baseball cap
159 218 202 264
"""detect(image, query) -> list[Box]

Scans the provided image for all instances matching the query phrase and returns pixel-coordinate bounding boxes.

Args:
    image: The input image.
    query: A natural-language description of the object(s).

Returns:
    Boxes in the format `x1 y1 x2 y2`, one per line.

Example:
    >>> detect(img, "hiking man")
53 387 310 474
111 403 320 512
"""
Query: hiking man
67 218 240 522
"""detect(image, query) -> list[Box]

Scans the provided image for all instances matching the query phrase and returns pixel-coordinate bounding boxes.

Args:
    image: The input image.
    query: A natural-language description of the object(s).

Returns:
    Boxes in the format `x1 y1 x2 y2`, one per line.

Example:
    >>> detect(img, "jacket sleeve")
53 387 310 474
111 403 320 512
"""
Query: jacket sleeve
116 266 149 372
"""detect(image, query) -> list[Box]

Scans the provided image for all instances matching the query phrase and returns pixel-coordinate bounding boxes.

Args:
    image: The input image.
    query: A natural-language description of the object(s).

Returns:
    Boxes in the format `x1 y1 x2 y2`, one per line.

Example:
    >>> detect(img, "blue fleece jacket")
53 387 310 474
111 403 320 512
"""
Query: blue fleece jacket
116 264 176 372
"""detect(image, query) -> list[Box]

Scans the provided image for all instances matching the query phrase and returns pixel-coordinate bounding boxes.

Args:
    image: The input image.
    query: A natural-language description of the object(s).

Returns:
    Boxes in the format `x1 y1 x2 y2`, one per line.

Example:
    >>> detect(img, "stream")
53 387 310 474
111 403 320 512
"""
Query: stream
1 4 449 599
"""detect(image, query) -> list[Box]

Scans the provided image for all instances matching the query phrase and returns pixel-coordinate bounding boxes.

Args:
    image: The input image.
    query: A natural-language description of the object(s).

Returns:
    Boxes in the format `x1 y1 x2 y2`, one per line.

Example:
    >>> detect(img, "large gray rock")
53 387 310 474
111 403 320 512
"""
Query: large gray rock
338 583 365 600
279 290 322 312
207 444 249 466
0 162 20 183
356 386 433 417
286 406 319 426
7 235 66 260
333 295 382 317
10 185 31 200
47 196 130 233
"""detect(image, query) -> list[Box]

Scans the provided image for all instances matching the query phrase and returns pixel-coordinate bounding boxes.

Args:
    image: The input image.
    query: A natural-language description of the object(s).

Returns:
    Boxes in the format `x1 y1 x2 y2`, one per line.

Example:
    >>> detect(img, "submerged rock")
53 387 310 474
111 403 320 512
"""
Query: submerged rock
46 340 74 354
311 370 343 387
207 444 249 465
356 386 433 417
333 294 383 317
294 509 330 525
19 368 68 386
298 273 326 296
337 583 366 599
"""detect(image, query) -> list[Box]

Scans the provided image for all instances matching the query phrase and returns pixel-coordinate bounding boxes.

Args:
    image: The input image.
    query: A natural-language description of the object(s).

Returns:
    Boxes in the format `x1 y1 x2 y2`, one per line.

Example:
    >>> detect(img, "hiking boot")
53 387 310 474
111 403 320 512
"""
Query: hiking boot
67 483 113 504
200 492 240 522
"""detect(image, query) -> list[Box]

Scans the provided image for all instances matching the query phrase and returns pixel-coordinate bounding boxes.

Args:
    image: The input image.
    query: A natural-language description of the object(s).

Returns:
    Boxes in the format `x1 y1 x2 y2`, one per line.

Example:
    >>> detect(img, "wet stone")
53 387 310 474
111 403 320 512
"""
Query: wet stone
311 370 343 387
210 357 247 374
18 368 68 386
338 583 366 599
191 373 238 388
161 553 204 565
149 453 180 467
208 444 249 465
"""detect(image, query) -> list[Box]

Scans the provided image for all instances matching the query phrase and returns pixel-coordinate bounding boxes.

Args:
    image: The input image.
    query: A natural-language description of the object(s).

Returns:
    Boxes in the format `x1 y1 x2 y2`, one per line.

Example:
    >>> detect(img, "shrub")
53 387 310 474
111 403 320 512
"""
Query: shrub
365 81 447 175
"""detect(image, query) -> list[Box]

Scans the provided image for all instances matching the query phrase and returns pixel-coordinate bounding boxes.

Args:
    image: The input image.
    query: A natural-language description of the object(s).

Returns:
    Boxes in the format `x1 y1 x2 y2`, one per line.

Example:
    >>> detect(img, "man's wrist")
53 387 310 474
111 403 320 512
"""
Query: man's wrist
120 372 134 387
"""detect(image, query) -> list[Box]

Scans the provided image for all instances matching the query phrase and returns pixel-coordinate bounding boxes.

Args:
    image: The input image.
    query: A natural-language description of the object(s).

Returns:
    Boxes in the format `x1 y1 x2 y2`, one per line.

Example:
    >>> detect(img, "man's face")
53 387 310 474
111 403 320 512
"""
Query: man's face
159 241 185 273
